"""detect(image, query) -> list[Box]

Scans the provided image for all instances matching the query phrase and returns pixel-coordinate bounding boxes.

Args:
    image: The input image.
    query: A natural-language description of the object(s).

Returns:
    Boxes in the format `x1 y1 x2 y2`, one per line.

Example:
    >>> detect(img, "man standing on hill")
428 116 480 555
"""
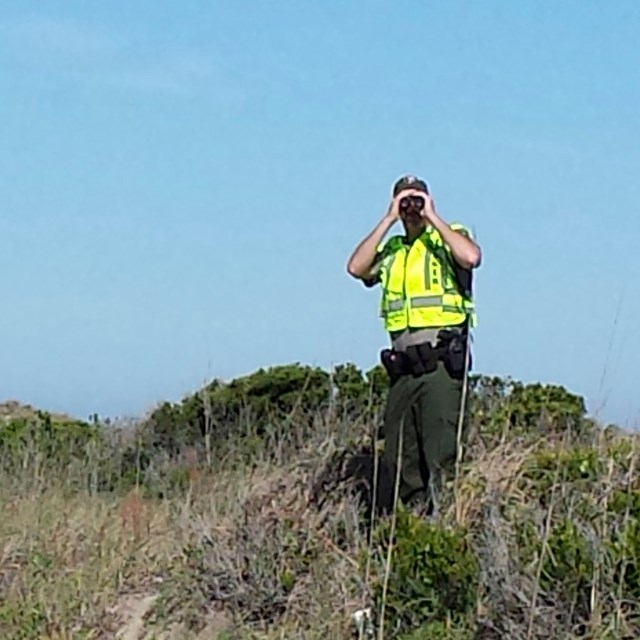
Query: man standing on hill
346 175 482 516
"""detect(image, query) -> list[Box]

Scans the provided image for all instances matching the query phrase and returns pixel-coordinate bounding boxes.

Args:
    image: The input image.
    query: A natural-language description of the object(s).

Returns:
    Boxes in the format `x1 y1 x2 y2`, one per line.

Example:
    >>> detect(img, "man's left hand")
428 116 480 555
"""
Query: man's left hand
420 193 482 269
420 193 438 225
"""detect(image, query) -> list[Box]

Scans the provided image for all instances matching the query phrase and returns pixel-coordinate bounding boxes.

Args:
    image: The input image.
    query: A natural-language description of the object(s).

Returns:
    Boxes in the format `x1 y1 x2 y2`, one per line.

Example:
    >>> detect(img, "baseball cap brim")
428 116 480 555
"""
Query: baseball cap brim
392 175 429 196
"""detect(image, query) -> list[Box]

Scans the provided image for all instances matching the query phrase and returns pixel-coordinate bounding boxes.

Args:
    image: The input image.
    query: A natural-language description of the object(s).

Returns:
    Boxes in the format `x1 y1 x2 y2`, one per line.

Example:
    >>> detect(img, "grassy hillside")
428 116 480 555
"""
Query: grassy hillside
0 363 638 639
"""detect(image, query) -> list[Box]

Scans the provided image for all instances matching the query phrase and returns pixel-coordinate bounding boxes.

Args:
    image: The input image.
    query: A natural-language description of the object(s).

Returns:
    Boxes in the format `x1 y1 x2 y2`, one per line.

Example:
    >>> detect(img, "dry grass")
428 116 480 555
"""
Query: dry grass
0 414 373 639
1 408 640 640
0 476 369 638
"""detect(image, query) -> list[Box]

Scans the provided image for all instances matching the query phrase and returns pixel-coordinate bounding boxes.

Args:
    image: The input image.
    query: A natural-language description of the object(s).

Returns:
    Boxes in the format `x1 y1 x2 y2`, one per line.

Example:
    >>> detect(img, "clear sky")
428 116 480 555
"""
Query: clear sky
1 1 639 429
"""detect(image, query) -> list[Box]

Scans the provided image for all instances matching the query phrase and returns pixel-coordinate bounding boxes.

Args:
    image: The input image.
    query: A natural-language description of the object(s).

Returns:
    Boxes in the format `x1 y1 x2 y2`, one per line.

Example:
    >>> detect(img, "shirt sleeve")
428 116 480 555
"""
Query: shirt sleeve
449 222 473 241
360 238 391 288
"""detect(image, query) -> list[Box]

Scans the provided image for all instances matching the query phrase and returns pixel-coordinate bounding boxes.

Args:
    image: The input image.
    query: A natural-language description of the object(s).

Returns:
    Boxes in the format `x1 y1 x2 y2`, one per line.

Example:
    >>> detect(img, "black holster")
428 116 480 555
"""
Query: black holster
437 329 471 380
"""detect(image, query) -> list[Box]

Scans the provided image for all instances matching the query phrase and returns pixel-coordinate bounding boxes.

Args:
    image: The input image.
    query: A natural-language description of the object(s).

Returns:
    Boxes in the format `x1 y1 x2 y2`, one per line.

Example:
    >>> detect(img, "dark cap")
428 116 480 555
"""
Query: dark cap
392 174 429 196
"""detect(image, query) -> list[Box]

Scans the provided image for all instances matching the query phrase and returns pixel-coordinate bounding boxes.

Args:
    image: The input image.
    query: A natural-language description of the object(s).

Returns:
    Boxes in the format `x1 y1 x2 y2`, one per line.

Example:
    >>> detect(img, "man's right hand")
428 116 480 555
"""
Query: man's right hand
385 193 403 223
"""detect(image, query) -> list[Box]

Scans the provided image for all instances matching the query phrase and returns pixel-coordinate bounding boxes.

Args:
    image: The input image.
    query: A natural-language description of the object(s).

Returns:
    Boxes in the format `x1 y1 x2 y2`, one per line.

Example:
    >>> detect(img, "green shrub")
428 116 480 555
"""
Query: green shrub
609 488 640 516
542 519 594 615
610 506 640 604
0 601 48 640
522 446 603 505
145 363 332 455
0 413 100 489
620 518 640 601
370 510 478 636
507 381 588 435
0 413 97 458
467 374 514 440
467 375 591 446
333 362 387 418
398 619 474 639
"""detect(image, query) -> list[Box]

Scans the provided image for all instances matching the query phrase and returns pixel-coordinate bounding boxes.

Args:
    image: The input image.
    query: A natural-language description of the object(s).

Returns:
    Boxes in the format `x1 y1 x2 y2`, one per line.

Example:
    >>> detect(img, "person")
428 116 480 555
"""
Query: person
346 174 482 516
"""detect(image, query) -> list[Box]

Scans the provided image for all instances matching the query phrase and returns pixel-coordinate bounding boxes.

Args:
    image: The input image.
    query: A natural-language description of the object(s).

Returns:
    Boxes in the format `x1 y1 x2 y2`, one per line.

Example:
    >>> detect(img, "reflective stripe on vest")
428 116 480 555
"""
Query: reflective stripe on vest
384 295 448 312
378 227 476 331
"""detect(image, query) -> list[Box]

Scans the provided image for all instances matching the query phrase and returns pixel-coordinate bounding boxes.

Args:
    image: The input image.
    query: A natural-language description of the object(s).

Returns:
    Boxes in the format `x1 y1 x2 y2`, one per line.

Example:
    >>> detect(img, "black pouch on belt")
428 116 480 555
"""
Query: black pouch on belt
380 348 410 384
405 343 439 375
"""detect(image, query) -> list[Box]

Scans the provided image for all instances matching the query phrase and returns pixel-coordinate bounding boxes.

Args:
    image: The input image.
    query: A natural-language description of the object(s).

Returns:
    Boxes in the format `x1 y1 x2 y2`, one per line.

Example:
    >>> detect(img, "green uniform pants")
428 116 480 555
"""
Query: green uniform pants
382 361 468 512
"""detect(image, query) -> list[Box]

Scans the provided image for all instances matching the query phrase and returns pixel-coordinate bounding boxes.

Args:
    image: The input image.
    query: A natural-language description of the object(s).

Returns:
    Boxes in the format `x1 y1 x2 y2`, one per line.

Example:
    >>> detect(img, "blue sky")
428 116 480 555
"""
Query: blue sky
1 1 639 428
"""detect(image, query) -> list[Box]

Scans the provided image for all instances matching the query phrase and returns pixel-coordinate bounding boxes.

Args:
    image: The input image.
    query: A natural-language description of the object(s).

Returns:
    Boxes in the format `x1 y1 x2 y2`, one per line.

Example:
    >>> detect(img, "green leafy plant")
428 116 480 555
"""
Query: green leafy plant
370 509 479 636
541 519 594 617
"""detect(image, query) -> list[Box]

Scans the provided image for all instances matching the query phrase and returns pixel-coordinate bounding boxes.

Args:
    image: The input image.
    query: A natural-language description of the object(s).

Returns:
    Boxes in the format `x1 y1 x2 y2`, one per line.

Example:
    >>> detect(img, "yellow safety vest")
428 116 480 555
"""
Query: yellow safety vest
377 224 476 332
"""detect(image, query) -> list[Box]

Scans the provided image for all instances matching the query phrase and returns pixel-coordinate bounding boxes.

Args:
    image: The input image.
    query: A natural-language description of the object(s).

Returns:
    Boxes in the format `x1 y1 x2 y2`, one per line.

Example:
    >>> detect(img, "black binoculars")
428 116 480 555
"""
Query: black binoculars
399 195 425 212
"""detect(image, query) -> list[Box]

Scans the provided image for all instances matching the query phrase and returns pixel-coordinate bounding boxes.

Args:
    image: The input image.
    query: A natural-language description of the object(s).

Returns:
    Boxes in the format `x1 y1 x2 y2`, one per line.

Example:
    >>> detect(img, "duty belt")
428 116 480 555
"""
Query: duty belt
380 328 469 382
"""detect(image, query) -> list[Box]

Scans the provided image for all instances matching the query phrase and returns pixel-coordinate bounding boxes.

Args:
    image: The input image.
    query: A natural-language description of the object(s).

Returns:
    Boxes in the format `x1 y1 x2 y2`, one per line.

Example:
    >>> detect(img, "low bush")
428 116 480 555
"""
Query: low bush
368 509 479 637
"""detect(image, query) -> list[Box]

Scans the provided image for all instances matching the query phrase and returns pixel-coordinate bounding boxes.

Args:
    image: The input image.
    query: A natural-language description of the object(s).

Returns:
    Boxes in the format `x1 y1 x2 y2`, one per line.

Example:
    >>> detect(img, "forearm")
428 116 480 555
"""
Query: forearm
429 211 481 269
347 214 395 278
